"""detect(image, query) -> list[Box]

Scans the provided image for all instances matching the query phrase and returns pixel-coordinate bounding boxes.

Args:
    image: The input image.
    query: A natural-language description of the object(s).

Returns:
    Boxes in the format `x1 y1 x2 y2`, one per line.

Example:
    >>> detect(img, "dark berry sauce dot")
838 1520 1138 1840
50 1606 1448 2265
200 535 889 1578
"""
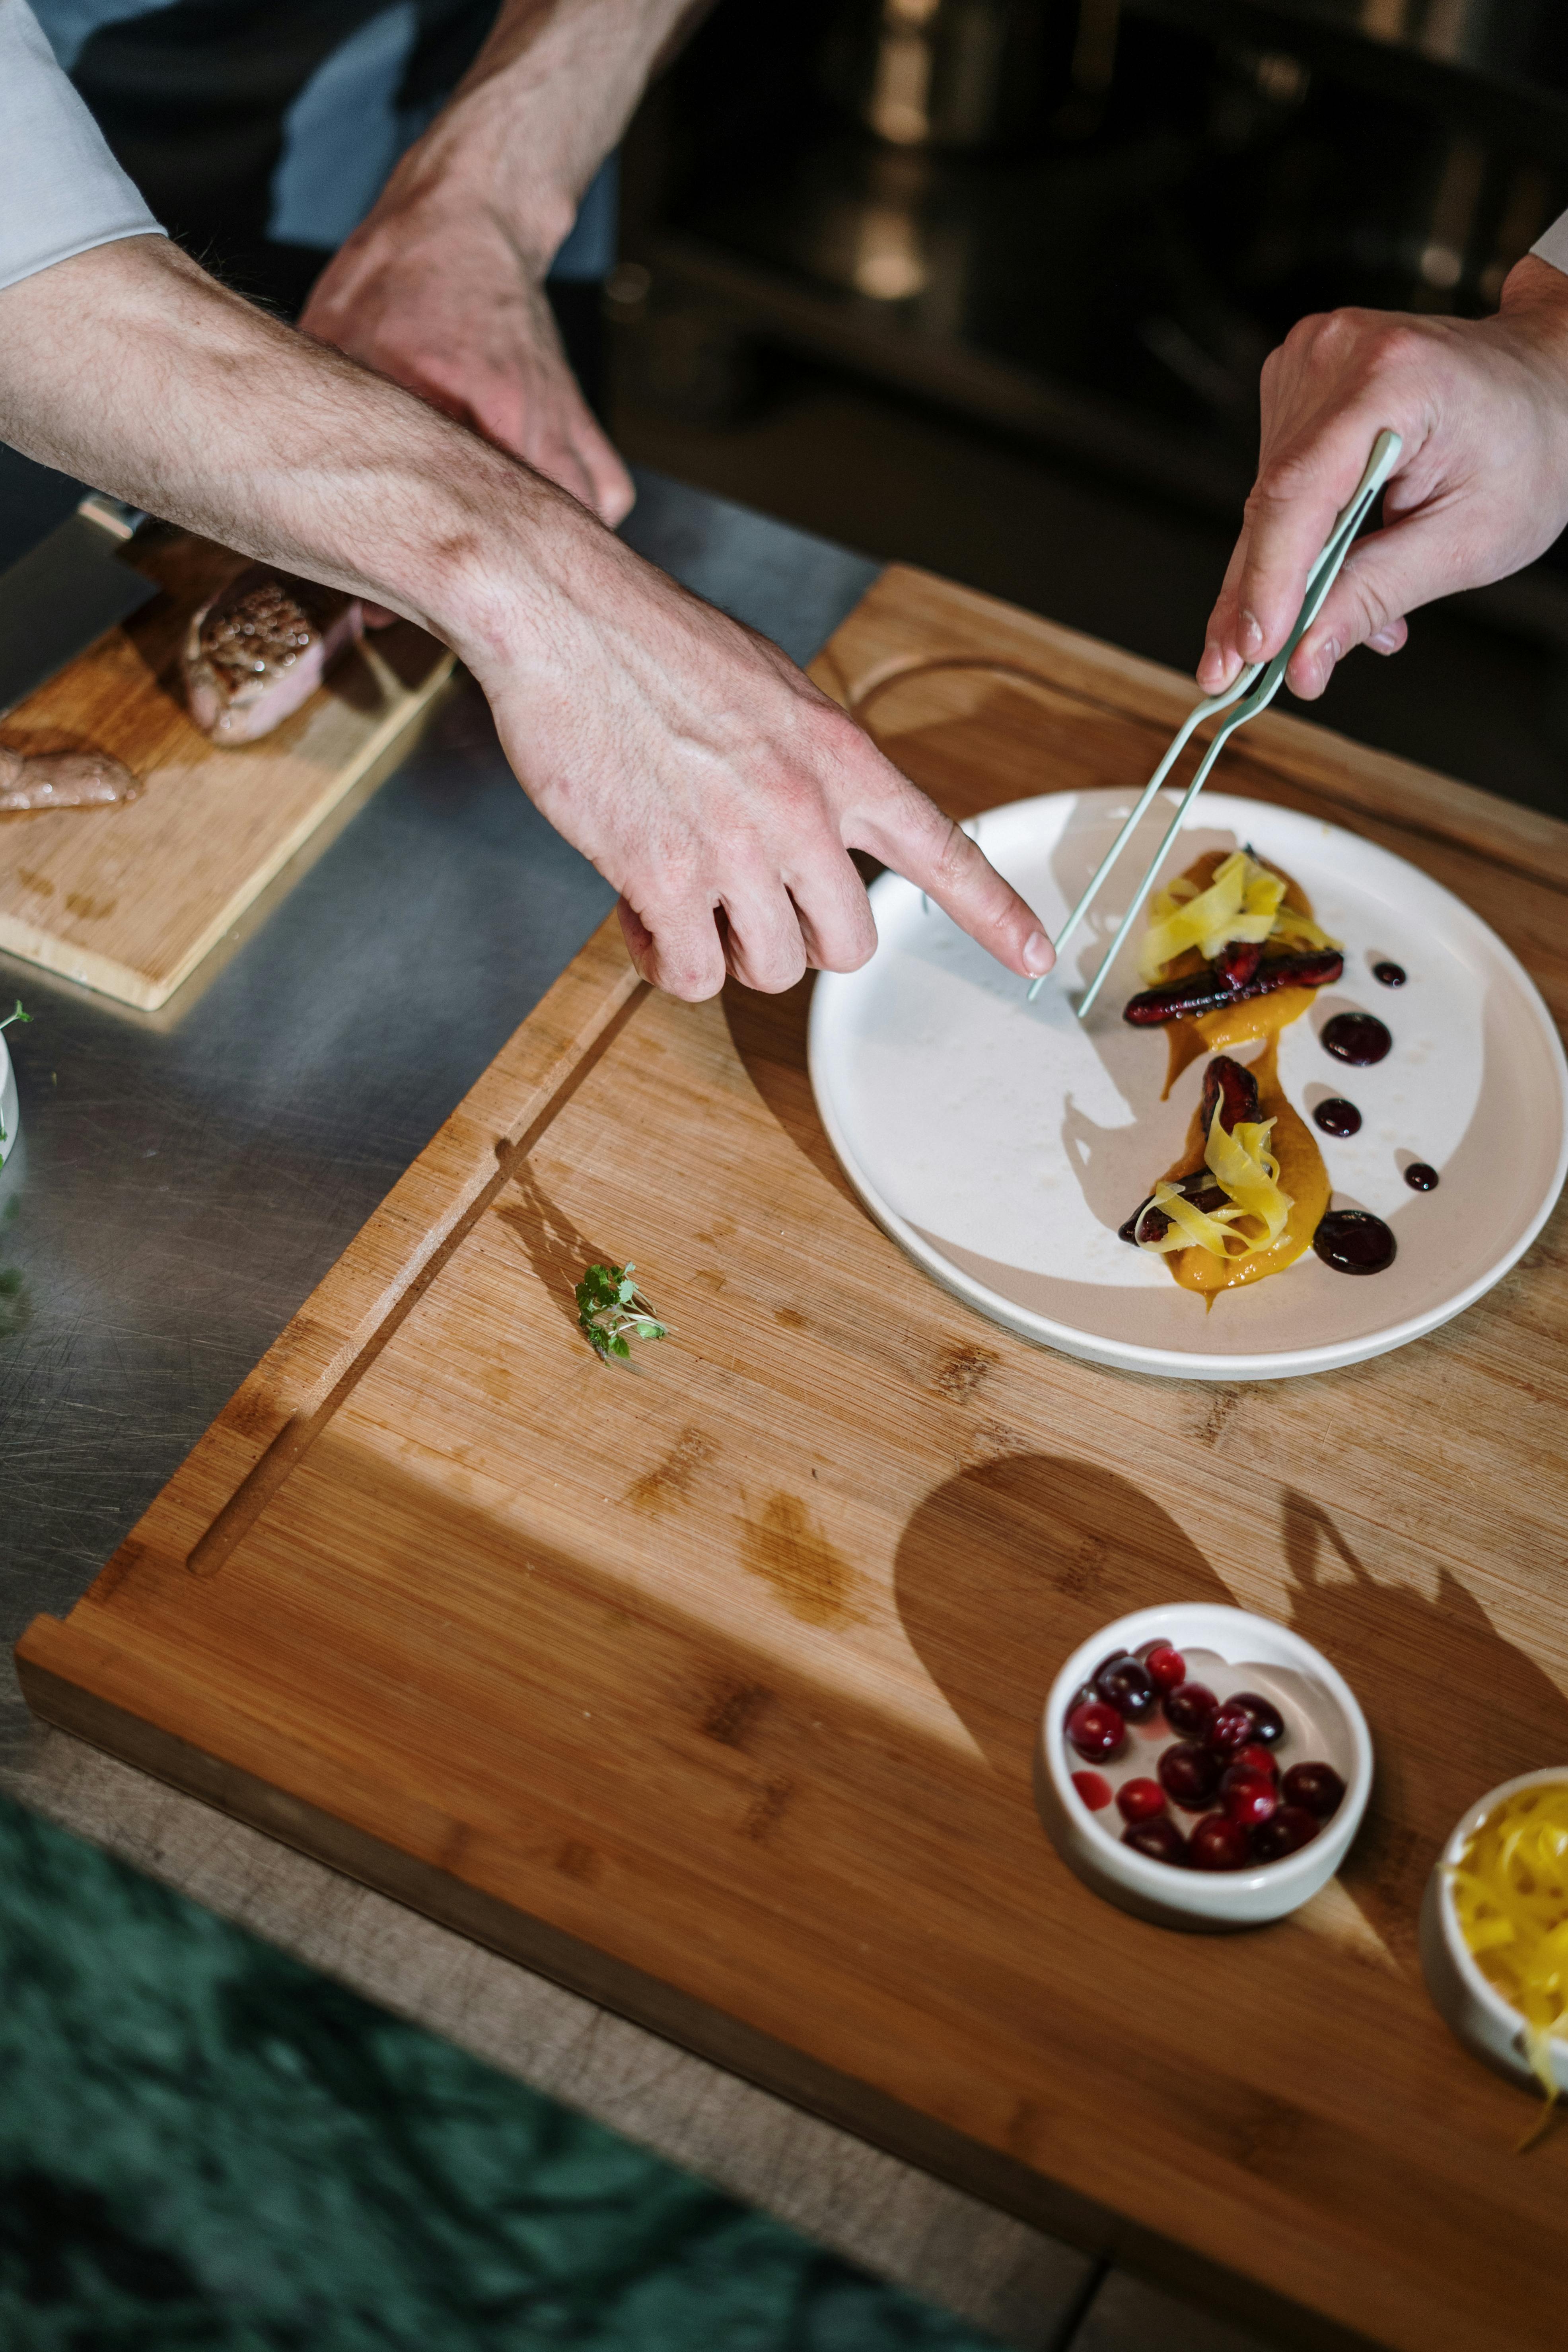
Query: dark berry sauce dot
1372 960 1407 987
1404 1161 1439 1192
1322 1011 1392 1066
1313 1097 1362 1137
1313 1208 1397 1275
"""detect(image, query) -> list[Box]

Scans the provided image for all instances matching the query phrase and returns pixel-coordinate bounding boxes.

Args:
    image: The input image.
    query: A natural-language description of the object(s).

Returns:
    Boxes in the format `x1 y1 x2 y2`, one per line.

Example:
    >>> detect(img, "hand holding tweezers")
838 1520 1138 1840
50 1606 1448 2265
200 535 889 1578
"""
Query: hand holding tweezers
1029 427 1403 1021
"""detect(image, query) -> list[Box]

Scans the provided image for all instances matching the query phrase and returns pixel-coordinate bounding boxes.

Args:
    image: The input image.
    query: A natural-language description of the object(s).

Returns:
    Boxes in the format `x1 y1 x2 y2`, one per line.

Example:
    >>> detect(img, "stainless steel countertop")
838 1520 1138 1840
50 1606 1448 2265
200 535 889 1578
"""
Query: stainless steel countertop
0 465 879 1763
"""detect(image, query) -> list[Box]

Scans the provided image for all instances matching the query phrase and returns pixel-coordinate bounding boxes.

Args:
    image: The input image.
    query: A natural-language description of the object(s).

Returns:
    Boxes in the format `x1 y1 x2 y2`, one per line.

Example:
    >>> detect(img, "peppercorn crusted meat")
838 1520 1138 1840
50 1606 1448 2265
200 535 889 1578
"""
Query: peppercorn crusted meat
183 566 363 744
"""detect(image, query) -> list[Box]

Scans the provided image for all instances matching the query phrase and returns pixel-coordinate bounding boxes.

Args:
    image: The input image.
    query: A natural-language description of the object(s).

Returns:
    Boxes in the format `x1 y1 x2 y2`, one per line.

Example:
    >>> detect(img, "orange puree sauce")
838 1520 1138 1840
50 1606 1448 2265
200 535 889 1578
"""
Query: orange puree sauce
1144 852 1331 1301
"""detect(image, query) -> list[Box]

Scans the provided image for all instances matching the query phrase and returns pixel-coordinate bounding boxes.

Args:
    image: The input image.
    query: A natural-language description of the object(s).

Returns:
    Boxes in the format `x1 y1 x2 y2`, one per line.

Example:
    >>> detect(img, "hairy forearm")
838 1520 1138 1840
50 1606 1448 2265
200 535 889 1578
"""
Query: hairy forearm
374 0 708 272
0 236 578 660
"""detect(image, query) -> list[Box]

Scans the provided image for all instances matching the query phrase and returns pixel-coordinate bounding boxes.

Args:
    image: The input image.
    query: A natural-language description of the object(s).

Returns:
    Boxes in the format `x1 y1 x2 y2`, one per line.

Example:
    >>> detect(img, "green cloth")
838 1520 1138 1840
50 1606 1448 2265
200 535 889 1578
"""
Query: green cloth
0 1792 1001 2352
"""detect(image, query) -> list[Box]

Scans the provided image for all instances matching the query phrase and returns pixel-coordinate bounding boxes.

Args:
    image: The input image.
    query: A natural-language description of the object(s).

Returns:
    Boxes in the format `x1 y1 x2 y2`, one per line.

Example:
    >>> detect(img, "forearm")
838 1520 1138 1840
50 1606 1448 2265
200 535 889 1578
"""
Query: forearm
0 236 568 661
374 0 707 274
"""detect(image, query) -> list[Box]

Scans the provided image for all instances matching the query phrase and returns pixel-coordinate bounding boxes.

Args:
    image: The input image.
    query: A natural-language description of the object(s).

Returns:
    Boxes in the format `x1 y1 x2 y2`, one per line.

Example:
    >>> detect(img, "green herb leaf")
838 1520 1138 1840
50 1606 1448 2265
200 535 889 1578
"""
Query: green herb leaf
0 1000 28 1033
575 1261 670 1364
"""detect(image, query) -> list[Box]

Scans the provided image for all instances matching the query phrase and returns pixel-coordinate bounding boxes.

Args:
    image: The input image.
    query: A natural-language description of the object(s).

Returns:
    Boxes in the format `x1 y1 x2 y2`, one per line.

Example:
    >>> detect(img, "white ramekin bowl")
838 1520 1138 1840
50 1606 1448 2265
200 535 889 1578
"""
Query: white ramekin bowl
0 1028 17 1168
1037 1602 1373 1931
1420 1768 1568 2095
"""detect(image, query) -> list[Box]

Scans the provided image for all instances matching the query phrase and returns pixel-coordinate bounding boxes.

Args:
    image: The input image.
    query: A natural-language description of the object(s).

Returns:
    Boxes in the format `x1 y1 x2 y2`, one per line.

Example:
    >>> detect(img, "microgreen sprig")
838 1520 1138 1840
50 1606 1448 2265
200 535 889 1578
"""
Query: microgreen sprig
0 1001 28 1034
575 1262 669 1364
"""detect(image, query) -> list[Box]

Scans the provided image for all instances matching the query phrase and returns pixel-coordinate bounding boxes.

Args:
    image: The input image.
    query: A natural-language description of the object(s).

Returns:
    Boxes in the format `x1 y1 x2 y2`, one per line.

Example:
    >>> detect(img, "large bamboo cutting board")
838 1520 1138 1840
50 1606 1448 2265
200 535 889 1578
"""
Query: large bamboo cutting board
0 529 452 1009
18 567 1568 2352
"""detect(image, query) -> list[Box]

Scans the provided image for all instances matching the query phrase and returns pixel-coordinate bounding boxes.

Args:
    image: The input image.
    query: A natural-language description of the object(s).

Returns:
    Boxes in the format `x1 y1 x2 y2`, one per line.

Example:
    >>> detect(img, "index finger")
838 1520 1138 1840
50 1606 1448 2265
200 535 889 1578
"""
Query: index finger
851 778 1054 979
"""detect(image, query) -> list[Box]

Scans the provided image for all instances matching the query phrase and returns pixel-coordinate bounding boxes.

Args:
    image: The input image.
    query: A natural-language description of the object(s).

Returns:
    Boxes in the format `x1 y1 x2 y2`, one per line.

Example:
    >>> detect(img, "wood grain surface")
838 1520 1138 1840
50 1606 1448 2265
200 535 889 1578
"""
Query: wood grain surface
0 529 452 1008
18 566 1568 2352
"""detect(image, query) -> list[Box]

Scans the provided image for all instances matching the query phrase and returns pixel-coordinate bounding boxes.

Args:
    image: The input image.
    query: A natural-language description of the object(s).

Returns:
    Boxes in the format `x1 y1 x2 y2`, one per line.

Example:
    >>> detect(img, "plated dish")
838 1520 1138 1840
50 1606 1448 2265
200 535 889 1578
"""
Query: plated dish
808 789 1568 1380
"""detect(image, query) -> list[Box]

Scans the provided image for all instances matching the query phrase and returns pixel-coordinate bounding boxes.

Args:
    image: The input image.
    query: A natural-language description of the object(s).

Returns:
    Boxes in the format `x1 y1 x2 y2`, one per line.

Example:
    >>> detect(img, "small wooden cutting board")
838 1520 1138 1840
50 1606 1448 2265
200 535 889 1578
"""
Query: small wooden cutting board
0 529 452 1009
17 566 1568 2352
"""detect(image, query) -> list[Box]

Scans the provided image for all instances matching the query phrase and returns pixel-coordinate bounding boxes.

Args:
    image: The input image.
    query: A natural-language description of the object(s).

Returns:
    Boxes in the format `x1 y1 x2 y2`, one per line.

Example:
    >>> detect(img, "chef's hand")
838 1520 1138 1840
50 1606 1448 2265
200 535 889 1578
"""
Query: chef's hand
1198 255 1568 700
300 195 634 529
472 519 1056 999
0 235 1052 1001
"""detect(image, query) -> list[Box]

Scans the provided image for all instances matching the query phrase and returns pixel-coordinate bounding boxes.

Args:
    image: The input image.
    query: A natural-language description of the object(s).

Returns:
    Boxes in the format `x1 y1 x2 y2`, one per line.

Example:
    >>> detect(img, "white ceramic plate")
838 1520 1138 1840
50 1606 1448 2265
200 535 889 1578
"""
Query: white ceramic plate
808 789 1568 1380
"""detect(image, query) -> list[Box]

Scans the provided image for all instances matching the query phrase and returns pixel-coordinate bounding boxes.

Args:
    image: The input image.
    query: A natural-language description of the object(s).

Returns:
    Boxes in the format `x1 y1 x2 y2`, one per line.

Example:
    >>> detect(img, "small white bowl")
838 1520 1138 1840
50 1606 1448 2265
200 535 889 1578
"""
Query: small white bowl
1037 1603 1373 1930
0 1028 17 1168
1420 1768 1568 2095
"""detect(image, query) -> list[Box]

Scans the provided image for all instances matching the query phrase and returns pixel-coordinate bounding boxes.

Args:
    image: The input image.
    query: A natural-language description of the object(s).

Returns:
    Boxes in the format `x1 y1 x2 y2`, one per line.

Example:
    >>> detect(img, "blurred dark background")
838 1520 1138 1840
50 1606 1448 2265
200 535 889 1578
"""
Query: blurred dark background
601 0 1568 818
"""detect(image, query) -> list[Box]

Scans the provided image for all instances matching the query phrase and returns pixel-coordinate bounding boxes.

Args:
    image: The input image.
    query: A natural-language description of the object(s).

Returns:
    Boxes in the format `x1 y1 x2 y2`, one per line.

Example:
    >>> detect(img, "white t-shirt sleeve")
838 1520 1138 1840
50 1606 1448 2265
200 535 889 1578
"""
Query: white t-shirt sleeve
1530 211 1568 278
0 0 165 294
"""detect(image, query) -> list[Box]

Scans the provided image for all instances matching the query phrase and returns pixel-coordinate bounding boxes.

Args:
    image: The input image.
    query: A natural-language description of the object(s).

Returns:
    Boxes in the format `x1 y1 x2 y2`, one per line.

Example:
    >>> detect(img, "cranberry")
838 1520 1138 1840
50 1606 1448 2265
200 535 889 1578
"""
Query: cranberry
1094 1655 1158 1722
1188 1814 1251 1871
1207 1704 1259 1759
1220 1767 1279 1831
1141 1642 1187 1693
1225 1692 1286 1747
1071 1770 1113 1811
1158 1741 1221 1811
1066 1699 1126 1763
1234 1742 1278 1782
1164 1681 1218 1739
1116 1777 1167 1825
1281 1762 1346 1820
1122 1816 1187 1866
1251 1805 1320 1861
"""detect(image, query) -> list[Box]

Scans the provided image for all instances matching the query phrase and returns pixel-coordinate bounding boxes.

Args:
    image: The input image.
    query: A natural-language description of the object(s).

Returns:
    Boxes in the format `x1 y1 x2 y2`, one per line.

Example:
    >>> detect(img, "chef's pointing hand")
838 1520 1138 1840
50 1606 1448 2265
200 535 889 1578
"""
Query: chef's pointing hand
1199 255 1568 702
473 525 1056 999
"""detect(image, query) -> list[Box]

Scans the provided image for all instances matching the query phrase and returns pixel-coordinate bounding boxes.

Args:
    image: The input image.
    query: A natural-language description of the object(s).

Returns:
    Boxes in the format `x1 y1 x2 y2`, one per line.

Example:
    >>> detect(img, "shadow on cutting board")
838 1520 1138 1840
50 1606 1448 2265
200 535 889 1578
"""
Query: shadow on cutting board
1282 1492 1568 1972
893 1453 1233 1794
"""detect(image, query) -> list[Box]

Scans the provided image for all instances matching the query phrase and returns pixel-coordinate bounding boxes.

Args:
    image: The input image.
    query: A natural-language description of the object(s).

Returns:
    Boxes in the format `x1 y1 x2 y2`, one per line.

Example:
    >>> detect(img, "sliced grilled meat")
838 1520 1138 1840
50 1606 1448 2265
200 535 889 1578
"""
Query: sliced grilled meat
1120 1054 1261 1245
183 567 363 744
0 744 141 812
1123 945 1343 1026
1199 1053 1261 1136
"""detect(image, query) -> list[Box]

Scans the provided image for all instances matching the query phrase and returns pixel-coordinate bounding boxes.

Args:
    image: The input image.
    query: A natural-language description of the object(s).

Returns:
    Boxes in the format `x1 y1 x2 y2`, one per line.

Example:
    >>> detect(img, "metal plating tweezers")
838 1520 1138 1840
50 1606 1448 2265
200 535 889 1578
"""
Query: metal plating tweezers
1030 428 1403 1022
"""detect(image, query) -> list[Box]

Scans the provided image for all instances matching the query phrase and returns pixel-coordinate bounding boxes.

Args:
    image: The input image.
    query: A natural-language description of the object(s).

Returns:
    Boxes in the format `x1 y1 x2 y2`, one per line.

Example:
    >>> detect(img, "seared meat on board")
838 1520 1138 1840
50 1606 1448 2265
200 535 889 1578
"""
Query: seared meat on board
0 744 141 812
183 566 363 743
